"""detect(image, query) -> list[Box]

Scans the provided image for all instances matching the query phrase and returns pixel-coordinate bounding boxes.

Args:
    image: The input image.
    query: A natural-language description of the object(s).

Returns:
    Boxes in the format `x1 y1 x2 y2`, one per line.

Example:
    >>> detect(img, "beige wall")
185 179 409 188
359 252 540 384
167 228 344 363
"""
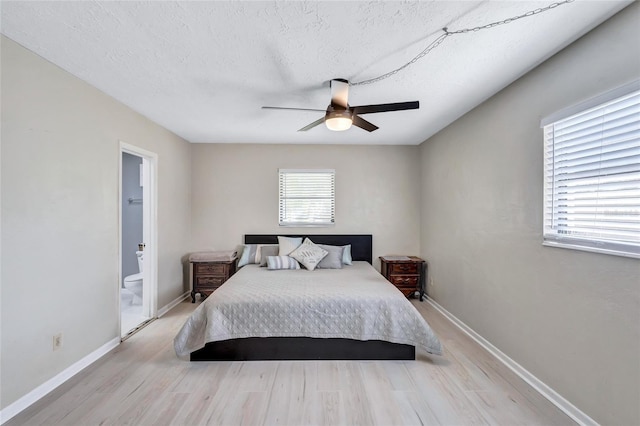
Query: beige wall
418 4 640 425
190 143 420 269
0 36 191 409
2 4 639 423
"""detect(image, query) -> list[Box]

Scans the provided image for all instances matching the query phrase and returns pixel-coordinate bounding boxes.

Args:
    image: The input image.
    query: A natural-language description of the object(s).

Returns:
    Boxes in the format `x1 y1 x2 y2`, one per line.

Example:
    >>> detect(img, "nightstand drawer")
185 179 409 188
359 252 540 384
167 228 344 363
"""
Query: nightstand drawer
379 255 426 301
396 287 417 298
195 275 225 287
390 276 419 287
390 263 419 274
195 263 226 275
191 257 237 303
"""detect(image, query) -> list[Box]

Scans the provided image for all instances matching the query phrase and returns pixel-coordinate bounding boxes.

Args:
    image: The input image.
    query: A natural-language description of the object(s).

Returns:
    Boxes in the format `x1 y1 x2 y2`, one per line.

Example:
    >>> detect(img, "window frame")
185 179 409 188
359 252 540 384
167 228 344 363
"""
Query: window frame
278 168 336 227
541 80 640 259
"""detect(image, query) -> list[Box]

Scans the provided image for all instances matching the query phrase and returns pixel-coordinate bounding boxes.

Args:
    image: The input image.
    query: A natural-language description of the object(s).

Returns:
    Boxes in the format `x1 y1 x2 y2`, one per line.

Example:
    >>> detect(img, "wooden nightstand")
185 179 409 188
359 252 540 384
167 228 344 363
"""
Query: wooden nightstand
191 259 237 303
379 256 426 301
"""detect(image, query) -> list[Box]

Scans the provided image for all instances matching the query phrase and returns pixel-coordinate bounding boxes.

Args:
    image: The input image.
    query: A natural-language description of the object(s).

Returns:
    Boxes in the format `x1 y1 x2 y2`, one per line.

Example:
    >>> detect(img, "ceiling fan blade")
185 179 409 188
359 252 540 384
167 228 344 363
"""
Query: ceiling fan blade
262 106 325 112
298 117 325 132
330 79 349 108
353 101 419 115
352 115 379 132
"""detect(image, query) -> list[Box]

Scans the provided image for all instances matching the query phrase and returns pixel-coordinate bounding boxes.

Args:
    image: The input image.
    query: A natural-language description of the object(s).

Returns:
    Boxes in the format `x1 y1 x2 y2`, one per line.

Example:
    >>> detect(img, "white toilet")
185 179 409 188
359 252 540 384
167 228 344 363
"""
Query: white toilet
124 251 144 305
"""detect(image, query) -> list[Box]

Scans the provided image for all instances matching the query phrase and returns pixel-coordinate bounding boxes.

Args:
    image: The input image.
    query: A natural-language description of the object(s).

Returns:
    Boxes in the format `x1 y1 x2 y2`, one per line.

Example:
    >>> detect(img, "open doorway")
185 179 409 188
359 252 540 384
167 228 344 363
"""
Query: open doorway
119 142 158 339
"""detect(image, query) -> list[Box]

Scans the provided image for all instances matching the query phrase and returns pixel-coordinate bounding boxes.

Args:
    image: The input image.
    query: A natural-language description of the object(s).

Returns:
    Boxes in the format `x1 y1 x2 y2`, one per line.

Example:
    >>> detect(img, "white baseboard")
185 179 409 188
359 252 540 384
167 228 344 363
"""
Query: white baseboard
0 337 120 425
426 299 598 426
1 294 593 425
0 293 189 424
157 291 190 317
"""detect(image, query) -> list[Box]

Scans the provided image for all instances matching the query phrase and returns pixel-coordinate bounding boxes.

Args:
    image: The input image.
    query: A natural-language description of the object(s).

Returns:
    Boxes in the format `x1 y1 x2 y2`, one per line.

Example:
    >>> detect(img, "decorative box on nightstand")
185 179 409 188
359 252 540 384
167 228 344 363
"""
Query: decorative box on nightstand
189 252 237 303
379 256 426 301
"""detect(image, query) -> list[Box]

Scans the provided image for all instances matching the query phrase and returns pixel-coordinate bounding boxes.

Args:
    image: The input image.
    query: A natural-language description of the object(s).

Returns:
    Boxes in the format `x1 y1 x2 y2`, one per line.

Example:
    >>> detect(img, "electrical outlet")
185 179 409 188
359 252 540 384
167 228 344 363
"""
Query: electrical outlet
53 333 63 351
429 277 434 287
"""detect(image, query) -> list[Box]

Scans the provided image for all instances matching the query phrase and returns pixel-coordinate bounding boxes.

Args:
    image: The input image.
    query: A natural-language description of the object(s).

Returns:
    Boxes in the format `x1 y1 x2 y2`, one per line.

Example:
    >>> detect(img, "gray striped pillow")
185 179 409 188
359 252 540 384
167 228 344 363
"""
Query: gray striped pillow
267 256 300 270
238 244 279 267
237 244 258 267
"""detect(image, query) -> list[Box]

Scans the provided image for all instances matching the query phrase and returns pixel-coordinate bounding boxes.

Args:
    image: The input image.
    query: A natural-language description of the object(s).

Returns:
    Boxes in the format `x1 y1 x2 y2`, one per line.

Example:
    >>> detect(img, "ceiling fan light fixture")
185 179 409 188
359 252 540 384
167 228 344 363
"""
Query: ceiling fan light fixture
265 78 418 133
325 108 353 131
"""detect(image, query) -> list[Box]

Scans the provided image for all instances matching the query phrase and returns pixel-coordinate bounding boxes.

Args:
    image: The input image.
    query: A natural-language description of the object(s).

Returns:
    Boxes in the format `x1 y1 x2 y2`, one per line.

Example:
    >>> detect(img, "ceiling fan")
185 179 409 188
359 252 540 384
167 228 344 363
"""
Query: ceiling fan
262 79 419 132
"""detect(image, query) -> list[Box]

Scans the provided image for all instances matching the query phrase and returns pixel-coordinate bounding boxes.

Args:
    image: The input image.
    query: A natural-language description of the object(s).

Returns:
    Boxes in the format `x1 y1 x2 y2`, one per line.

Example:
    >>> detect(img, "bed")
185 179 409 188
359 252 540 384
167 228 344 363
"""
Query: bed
174 234 442 361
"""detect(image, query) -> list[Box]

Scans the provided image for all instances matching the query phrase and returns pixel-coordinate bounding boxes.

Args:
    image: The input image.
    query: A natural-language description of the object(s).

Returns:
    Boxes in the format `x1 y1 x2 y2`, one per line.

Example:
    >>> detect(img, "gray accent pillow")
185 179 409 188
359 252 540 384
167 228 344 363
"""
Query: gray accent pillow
259 245 279 266
317 244 345 269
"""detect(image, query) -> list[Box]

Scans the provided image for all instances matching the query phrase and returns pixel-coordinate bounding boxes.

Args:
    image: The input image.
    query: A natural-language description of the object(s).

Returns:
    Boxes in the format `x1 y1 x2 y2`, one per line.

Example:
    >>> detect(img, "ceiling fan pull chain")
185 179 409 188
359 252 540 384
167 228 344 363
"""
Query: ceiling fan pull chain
444 0 573 35
352 32 449 87
352 0 574 87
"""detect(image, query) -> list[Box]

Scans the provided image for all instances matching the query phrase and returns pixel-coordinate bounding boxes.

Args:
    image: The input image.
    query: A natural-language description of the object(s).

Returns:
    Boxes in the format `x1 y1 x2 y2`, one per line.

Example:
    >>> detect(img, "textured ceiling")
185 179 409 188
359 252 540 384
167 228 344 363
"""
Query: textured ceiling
1 1 633 145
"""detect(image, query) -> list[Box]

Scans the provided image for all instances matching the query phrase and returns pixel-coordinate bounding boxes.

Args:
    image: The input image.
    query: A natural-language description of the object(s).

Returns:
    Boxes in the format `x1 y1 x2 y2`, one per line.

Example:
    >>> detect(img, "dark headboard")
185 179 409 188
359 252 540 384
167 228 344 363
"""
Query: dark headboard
244 234 372 264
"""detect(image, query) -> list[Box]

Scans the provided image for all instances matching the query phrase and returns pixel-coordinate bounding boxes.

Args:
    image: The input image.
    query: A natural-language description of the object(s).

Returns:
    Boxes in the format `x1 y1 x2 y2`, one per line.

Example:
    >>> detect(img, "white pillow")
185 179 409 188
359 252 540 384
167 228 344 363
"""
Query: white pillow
278 236 303 256
289 238 328 271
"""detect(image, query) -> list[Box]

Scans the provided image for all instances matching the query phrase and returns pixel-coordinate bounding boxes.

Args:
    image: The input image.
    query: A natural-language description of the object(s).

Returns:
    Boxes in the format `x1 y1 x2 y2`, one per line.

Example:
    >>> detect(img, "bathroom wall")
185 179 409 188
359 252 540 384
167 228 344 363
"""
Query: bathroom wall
121 152 143 281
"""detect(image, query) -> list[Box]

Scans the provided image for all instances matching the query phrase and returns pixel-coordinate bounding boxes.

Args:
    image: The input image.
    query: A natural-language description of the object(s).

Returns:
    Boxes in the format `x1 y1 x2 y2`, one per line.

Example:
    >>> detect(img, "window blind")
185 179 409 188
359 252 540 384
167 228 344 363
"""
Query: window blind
542 88 640 258
279 169 335 226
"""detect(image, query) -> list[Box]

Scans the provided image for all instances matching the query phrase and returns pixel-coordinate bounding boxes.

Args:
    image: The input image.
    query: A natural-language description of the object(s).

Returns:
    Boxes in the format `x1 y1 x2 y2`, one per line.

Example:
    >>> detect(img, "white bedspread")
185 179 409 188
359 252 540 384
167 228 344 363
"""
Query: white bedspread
174 262 442 357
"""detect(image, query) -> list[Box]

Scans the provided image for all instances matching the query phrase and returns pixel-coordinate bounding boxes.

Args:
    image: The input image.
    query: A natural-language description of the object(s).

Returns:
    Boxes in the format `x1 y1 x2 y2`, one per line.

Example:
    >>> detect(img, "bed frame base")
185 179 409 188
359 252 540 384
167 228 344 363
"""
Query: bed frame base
190 337 415 361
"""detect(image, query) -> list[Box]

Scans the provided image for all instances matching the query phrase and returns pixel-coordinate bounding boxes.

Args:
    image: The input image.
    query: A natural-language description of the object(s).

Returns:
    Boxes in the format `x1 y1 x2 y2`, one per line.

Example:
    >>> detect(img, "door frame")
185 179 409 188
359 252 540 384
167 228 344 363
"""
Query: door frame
118 141 158 335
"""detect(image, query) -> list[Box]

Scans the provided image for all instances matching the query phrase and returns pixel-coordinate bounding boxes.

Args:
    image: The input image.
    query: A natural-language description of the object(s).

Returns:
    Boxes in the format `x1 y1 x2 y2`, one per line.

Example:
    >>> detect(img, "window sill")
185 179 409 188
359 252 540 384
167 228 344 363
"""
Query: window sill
279 223 336 228
542 240 640 260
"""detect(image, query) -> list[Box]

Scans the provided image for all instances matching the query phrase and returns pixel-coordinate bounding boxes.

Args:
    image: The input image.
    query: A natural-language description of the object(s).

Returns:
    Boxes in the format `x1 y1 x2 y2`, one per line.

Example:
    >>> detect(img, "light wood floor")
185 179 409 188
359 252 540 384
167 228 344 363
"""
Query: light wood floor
8 300 574 425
